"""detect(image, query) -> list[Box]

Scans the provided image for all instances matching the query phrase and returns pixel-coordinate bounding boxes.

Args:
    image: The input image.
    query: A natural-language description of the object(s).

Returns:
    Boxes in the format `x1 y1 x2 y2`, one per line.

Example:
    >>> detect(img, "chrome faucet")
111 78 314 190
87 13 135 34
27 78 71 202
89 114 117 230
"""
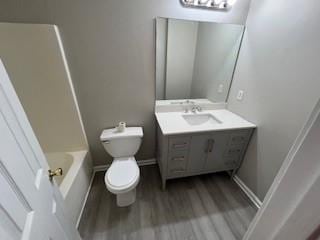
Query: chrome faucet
191 106 202 113
182 99 196 113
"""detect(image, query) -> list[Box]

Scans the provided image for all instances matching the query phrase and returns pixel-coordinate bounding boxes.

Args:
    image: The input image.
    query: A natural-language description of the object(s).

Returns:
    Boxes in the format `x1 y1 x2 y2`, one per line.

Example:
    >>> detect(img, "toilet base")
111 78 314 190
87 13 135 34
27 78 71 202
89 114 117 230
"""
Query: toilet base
116 188 136 207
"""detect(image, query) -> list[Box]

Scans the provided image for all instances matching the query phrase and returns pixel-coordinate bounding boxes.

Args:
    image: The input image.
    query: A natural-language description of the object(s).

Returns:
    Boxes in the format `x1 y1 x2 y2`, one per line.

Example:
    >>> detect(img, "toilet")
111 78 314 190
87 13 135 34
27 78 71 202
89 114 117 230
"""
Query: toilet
100 127 143 207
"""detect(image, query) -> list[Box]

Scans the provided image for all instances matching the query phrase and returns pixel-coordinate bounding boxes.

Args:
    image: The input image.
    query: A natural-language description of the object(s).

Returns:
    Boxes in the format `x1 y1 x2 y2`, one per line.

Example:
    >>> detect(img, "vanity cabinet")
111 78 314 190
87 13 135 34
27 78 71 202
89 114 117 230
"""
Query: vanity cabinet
157 127 254 189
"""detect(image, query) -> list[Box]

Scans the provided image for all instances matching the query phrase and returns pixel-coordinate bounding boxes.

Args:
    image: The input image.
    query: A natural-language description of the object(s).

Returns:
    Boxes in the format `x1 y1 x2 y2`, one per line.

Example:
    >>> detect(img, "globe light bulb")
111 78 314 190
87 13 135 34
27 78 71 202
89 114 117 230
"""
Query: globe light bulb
198 0 209 4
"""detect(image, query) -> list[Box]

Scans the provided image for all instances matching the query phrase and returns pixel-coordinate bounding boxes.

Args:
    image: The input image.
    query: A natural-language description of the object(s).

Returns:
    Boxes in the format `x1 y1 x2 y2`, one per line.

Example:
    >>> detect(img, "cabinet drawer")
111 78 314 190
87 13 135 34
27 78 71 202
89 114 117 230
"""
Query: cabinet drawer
224 147 242 162
168 153 188 175
224 160 239 168
228 131 249 146
169 136 190 151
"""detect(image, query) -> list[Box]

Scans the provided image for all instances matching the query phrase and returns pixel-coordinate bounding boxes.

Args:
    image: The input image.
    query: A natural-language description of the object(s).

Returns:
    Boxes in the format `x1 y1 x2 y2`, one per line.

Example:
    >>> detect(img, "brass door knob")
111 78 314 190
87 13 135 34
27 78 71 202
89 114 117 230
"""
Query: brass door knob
48 168 63 181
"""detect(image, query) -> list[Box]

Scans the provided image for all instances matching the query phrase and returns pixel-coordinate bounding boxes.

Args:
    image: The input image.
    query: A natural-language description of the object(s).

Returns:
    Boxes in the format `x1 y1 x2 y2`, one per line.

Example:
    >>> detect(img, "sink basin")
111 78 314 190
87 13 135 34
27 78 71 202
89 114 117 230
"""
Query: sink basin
182 114 222 126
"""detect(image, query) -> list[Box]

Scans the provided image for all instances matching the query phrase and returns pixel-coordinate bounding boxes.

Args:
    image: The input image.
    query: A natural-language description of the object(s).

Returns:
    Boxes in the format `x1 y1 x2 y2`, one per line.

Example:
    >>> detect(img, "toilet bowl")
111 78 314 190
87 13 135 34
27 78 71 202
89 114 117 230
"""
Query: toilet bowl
100 127 143 207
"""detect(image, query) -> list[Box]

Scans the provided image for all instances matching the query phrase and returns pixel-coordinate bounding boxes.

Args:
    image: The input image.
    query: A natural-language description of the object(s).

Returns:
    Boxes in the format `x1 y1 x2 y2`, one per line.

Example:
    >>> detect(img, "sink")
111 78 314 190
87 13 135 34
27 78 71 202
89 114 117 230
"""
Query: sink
182 114 222 126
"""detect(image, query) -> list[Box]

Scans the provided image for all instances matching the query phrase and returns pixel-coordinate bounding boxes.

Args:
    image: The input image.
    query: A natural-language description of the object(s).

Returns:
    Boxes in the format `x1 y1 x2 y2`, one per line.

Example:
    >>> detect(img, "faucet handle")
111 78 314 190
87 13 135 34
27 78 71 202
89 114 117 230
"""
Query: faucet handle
191 106 202 113
196 106 202 112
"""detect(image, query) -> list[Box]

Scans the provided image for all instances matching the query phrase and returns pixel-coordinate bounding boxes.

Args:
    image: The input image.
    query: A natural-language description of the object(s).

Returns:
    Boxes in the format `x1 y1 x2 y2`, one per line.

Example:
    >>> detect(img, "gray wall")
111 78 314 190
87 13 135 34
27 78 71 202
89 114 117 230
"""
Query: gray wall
0 23 88 153
0 0 251 165
227 0 320 200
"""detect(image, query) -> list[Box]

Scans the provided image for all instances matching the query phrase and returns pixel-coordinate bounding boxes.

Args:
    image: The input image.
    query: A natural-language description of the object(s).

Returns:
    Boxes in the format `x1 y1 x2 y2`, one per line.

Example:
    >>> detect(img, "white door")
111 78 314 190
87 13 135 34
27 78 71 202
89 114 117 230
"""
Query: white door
0 59 82 240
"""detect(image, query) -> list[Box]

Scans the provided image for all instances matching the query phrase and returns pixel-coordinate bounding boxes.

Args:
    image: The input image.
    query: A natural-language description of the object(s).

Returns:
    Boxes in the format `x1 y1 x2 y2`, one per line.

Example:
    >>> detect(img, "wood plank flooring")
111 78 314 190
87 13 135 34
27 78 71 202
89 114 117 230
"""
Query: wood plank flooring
78 165 257 240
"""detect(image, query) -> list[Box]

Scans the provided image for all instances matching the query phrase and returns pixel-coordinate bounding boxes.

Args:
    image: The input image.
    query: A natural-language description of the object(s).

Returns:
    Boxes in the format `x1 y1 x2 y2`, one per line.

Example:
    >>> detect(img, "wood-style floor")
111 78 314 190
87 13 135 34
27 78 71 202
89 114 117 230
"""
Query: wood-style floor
78 165 257 240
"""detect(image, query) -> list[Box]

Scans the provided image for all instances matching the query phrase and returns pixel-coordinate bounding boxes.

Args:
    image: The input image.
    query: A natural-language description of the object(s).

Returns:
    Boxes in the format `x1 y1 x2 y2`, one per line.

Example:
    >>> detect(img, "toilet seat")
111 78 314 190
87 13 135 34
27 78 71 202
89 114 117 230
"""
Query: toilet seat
105 157 140 194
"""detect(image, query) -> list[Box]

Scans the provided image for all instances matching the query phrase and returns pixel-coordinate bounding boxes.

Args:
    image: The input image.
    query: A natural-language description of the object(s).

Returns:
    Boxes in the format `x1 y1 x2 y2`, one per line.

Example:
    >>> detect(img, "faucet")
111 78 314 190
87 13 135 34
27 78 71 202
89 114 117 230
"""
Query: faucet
183 99 196 113
191 106 202 113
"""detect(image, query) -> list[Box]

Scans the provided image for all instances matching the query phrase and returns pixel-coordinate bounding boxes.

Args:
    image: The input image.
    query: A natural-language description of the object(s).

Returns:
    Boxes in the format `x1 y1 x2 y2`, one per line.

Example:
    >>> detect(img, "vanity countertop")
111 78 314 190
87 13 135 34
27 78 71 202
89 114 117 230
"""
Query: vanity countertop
155 109 256 135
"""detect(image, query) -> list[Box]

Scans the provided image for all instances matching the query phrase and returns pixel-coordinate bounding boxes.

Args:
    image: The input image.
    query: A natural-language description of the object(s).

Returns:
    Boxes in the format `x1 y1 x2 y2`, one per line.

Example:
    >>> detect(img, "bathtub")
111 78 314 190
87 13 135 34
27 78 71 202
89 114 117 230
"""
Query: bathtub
45 150 93 226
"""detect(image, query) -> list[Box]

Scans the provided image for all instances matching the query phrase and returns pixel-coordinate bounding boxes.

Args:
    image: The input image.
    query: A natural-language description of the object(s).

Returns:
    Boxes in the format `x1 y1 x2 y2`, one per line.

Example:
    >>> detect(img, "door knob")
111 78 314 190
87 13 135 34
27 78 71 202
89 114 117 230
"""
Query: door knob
48 168 63 181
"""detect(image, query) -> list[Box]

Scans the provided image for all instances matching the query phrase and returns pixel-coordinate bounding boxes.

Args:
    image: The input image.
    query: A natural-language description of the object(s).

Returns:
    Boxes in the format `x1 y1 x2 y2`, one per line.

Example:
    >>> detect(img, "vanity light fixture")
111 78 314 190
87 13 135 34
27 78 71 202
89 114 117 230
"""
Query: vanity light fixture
180 0 237 10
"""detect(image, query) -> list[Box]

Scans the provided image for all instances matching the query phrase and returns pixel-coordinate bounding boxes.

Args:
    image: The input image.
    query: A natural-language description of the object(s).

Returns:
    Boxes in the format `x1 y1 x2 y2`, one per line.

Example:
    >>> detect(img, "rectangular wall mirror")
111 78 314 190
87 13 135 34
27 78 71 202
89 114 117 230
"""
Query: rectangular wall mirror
156 17 245 103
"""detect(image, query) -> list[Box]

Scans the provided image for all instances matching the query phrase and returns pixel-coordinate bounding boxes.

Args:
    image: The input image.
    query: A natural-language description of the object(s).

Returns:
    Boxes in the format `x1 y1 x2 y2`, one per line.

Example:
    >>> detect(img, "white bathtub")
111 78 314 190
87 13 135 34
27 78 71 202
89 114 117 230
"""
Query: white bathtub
45 150 93 226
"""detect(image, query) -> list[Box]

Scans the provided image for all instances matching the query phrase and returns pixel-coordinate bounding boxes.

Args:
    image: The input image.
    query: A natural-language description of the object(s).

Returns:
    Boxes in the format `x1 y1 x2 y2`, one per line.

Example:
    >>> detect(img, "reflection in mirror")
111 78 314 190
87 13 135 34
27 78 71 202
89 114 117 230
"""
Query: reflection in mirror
156 18 244 103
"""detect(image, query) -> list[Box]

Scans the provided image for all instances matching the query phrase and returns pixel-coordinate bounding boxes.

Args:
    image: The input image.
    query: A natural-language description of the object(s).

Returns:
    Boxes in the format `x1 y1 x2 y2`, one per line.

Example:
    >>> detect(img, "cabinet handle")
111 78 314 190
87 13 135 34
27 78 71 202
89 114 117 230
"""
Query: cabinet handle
208 139 215 152
172 157 185 161
173 143 187 149
205 139 215 153
205 140 210 153
228 149 241 154
232 136 245 142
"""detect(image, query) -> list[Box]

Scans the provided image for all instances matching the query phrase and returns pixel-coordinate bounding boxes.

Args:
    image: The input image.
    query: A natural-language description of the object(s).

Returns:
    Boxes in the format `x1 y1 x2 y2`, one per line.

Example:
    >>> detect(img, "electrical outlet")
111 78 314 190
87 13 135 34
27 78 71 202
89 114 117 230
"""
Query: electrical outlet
218 84 224 93
236 90 244 101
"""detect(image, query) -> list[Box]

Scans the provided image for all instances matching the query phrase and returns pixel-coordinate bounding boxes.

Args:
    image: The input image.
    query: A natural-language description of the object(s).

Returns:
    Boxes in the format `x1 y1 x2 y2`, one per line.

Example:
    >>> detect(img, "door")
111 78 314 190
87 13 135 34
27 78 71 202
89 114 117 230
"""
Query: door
188 134 211 173
204 131 230 171
0 60 81 240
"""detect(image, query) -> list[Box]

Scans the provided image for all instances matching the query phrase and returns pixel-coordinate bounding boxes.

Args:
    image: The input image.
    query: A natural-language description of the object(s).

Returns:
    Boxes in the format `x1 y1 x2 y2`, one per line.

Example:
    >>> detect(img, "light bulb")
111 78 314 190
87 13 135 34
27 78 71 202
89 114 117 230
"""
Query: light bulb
226 0 237 6
198 0 209 4
213 0 223 4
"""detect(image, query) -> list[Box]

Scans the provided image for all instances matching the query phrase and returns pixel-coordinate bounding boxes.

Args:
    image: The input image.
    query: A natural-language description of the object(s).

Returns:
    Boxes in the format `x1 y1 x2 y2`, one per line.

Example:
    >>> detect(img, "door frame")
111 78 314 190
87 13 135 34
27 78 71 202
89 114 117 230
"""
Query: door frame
244 98 320 239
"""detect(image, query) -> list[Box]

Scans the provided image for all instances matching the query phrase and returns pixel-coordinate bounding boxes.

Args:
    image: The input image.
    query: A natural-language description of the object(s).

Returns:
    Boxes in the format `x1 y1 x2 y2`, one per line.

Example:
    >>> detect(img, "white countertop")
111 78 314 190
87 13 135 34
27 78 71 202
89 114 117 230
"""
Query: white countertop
155 99 226 112
155 109 256 135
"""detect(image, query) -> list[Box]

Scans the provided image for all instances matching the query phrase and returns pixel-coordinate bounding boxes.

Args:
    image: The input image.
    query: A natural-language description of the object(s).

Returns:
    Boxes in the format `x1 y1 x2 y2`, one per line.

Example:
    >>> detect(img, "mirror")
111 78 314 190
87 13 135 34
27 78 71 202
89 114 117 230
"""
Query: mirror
156 17 245 103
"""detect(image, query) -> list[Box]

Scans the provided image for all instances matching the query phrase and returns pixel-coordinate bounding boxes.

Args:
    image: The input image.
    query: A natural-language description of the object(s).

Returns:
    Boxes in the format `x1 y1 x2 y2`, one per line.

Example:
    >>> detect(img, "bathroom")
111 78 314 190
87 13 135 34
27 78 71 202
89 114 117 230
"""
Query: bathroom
0 0 320 240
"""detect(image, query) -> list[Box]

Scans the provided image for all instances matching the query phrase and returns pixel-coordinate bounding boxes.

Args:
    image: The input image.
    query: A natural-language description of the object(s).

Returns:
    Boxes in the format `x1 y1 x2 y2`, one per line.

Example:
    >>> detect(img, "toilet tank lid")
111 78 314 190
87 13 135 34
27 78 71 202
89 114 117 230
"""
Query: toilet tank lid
100 127 143 141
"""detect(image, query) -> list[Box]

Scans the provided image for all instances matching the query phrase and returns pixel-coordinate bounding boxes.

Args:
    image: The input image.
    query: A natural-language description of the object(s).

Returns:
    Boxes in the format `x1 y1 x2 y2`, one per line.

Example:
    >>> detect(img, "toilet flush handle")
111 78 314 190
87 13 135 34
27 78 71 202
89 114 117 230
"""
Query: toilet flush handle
102 140 110 144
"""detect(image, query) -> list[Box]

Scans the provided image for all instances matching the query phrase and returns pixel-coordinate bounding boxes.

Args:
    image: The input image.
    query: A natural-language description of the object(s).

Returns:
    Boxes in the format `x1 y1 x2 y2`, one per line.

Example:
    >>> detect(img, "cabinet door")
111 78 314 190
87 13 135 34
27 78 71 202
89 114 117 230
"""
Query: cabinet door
188 134 211 173
204 131 230 170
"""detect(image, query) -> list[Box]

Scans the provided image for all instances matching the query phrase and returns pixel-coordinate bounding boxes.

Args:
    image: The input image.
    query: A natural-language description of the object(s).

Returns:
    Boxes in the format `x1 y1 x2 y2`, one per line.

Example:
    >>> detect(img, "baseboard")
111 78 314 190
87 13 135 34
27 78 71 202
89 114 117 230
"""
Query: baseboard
233 175 262 209
93 164 110 172
93 158 157 172
76 170 96 228
137 158 157 166
77 158 156 226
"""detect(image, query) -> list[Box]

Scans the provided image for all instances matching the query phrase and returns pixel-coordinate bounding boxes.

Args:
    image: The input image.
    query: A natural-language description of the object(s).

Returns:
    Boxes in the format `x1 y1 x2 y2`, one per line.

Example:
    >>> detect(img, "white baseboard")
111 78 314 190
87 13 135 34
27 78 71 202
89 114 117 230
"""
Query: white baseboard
137 158 157 166
76 170 96 228
233 175 262 209
77 158 157 226
93 158 157 172
93 164 110 172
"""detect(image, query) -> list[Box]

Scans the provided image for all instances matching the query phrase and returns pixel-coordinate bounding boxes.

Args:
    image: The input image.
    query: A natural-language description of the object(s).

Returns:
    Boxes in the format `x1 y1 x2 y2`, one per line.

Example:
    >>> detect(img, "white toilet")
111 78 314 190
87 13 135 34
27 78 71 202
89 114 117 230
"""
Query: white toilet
100 127 143 207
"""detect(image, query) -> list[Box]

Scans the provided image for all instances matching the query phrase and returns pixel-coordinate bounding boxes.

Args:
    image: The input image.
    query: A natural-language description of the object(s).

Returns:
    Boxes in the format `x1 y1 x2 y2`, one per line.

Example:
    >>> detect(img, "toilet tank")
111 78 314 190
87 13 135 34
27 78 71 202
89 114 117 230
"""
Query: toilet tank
100 127 143 158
